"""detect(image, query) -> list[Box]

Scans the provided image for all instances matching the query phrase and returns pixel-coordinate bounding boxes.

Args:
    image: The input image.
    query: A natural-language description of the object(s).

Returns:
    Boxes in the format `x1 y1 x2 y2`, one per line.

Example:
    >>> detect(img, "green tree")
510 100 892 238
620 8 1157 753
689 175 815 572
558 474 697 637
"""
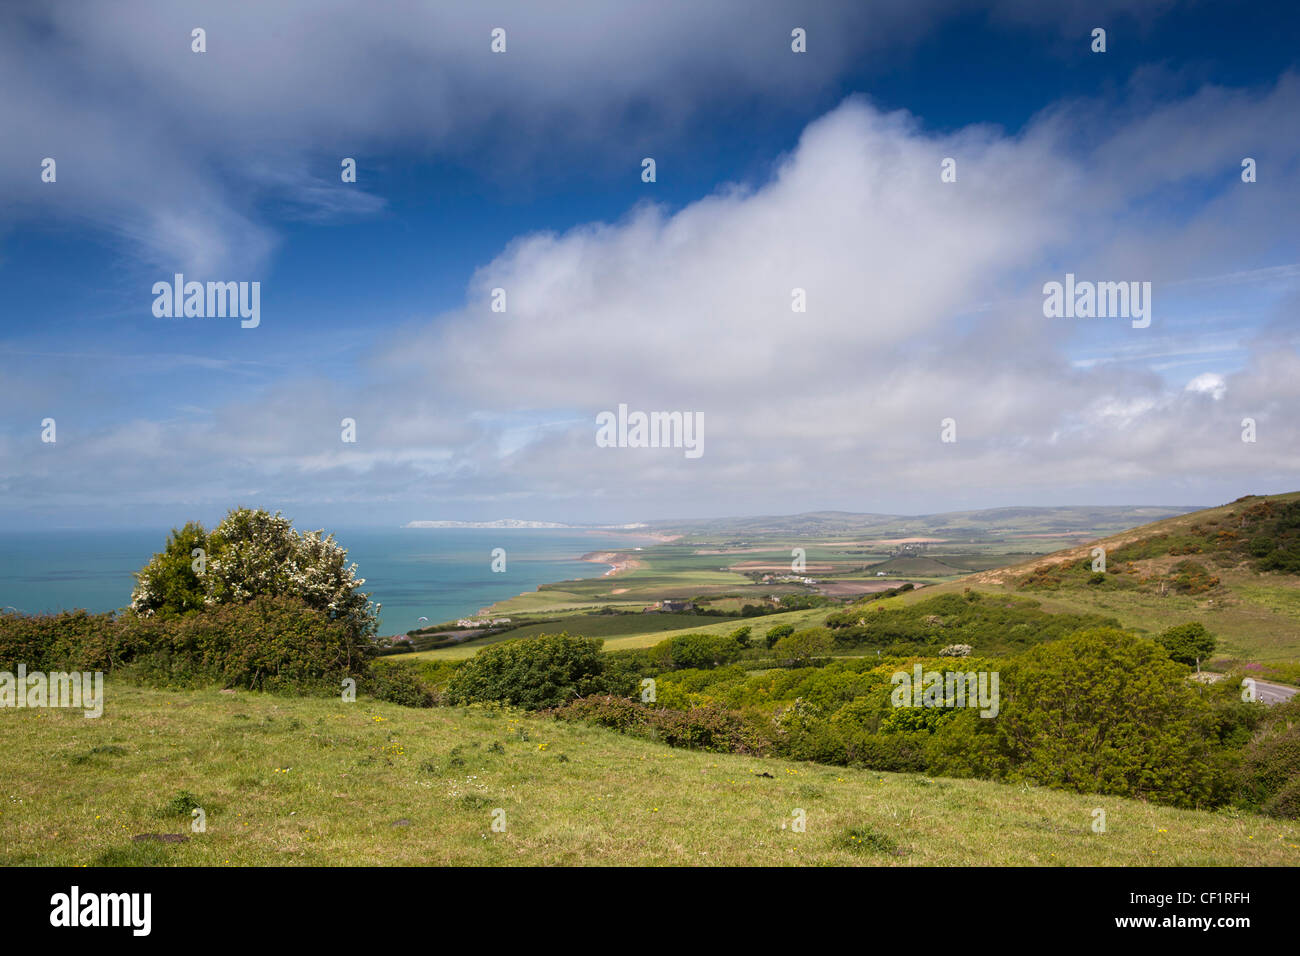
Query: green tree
772 627 833 665
664 633 743 669
765 623 795 649
129 522 209 616
445 632 604 709
1157 622 1217 670
990 627 1220 807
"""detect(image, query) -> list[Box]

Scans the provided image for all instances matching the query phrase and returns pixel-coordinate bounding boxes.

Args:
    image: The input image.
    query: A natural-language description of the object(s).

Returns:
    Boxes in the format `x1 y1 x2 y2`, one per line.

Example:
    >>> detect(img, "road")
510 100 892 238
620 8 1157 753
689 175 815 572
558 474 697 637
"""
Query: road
1199 672 1298 705
1252 679 1298 705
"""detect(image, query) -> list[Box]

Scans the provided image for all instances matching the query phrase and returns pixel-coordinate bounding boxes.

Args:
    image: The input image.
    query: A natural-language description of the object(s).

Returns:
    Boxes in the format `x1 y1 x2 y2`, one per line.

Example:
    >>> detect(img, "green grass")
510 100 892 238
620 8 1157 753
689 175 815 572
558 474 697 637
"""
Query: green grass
3 682 1298 866
410 606 840 660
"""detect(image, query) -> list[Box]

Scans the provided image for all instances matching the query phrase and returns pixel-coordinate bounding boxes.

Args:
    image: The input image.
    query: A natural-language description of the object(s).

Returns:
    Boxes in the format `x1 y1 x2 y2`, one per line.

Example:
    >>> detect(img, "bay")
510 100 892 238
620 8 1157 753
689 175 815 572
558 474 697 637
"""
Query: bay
0 528 649 635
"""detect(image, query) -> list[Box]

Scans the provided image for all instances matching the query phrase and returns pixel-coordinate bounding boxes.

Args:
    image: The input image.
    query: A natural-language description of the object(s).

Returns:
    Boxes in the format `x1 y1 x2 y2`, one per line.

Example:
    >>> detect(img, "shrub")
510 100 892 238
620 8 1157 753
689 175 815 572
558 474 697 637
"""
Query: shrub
0 609 116 670
364 661 438 707
445 632 604 709
129 522 209 617
127 595 371 692
660 632 744 670
1167 560 1219 595
1265 777 1300 819
1235 699 1300 818
1 596 376 697
549 695 771 755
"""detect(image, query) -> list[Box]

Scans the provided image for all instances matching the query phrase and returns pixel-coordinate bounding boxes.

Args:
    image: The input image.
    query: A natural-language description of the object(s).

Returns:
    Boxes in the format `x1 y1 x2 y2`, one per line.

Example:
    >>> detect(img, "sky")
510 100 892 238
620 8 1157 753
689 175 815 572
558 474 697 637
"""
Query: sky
1 0 1298 531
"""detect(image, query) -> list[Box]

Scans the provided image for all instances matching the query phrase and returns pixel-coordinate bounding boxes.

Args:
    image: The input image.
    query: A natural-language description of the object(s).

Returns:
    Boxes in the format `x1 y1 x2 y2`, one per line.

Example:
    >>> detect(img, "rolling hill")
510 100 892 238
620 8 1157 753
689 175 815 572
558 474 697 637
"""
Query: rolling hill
914 492 1300 665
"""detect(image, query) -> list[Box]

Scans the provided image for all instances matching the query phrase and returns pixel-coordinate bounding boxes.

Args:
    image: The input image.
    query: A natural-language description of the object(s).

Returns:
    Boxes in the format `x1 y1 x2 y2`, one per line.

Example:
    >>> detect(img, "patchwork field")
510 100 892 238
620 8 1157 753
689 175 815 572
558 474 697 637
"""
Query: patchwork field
425 496 1300 670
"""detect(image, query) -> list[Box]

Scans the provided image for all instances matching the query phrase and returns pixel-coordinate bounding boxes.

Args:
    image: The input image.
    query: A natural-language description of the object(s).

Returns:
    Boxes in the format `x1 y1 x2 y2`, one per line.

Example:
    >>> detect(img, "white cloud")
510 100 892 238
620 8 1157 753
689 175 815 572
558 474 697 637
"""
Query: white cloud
2 9 1299 525
1185 373 1227 400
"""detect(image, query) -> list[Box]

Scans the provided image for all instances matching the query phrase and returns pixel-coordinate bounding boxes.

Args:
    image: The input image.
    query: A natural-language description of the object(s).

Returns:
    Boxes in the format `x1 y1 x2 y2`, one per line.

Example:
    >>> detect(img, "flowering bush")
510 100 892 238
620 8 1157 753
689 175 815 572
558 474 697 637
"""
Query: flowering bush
130 508 378 641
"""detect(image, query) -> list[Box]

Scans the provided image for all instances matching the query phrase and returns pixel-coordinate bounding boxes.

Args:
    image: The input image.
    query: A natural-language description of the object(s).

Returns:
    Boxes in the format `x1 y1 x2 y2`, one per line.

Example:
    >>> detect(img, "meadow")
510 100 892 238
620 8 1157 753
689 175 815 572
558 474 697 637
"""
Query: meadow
3 682 1297 867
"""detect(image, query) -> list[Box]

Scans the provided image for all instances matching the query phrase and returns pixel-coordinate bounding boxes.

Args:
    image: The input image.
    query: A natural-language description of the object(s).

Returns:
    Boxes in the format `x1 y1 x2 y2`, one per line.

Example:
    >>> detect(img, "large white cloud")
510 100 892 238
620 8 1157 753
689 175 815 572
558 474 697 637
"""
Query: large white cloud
1 5 1297 526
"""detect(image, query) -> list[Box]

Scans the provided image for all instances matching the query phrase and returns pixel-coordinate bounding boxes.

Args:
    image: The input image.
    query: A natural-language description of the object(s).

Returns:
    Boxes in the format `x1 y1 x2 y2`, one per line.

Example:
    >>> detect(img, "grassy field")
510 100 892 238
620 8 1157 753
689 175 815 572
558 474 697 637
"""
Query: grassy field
2 682 1297 866
408 605 840 660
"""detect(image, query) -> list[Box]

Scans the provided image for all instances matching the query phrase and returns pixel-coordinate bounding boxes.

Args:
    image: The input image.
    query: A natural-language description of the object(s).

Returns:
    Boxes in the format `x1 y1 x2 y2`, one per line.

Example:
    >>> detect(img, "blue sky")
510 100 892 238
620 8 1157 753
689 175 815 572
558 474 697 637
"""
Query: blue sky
1 0 1298 530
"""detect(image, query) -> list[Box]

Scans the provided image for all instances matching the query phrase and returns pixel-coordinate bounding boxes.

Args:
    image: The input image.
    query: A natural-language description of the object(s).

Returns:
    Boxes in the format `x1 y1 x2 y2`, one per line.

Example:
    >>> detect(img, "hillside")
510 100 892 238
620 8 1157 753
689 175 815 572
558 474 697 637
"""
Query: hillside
924 492 1300 665
2 683 1296 867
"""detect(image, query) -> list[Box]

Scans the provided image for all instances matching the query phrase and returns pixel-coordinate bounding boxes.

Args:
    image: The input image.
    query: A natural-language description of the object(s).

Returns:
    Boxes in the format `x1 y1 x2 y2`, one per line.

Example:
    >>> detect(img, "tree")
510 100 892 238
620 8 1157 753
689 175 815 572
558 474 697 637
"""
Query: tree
130 508 378 640
987 627 1220 807
129 522 208 616
772 627 833 665
445 632 604 709
765 623 795 649
664 633 743 669
1157 622 1217 670
728 625 752 649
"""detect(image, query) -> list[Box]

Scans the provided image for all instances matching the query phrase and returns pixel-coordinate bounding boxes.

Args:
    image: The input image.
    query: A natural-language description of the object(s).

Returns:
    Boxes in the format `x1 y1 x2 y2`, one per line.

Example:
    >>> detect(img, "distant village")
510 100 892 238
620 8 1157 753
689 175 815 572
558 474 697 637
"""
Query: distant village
455 616 512 628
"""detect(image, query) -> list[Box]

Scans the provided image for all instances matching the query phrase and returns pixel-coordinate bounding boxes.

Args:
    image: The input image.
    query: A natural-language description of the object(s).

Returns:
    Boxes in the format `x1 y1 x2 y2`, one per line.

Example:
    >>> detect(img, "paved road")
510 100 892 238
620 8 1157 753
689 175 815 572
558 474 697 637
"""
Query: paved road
1252 679 1298 705
1200 672 1298 705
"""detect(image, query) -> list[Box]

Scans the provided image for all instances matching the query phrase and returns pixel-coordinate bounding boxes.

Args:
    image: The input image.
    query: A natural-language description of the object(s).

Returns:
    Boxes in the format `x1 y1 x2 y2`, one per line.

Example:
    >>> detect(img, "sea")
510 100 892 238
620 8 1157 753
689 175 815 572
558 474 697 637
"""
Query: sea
0 528 652 635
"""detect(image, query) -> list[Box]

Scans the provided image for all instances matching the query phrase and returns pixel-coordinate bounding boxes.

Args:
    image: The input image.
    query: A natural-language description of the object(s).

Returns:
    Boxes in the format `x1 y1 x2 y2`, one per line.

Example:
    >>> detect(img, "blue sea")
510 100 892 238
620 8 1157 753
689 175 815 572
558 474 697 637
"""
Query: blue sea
0 528 651 634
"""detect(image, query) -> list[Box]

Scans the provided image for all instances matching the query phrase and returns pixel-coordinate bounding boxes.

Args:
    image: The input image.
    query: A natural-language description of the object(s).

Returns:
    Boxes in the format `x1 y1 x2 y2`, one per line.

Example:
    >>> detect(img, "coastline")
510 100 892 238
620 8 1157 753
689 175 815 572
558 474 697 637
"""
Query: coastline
476 533 679 618
578 550 642 577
